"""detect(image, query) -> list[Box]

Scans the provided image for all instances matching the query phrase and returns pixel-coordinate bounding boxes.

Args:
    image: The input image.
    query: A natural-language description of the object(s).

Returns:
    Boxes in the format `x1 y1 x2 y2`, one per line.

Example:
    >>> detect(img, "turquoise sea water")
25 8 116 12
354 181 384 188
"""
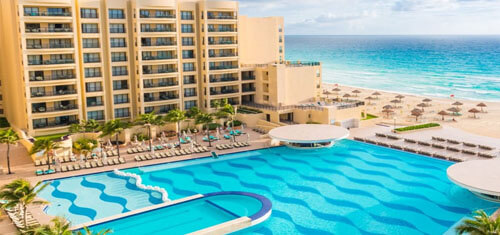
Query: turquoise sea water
285 35 500 101
39 140 499 234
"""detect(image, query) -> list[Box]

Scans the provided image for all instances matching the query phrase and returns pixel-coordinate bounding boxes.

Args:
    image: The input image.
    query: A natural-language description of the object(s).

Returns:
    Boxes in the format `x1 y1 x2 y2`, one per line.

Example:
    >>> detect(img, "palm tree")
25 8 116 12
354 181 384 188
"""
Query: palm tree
83 119 101 133
25 217 112 235
219 103 237 142
185 106 201 119
165 109 186 149
99 120 129 158
29 139 61 170
195 112 214 147
0 179 49 229
135 112 163 151
0 128 20 174
211 99 221 111
77 227 113 235
72 138 97 161
456 210 500 235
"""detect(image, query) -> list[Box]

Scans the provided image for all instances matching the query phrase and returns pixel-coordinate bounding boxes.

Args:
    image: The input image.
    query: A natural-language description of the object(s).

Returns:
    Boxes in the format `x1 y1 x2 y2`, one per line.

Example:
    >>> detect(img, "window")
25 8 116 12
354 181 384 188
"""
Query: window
87 110 104 120
86 96 103 107
181 24 193 33
24 7 39 16
155 10 172 18
279 46 283 53
112 80 128 90
184 88 196 97
114 94 129 104
112 66 128 76
26 39 41 49
279 25 282 32
84 68 101 78
82 23 98 33
110 38 126 47
181 37 194 46
183 75 196 84
27 55 42 65
185 100 197 109
183 63 195 72
108 9 124 19
109 24 125 33
81 8 97 18
139 10 150 18
85 82 102 92
114 108 130 118
279 35 283 43
182 50 194 59
111 52 127 62
83 53 100 63
82 38 99 48
180 11 193 20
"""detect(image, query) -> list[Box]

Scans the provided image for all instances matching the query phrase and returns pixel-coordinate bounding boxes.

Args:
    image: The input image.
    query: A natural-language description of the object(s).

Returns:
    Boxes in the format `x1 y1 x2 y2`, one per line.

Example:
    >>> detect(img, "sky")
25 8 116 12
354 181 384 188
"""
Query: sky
237 0 500 35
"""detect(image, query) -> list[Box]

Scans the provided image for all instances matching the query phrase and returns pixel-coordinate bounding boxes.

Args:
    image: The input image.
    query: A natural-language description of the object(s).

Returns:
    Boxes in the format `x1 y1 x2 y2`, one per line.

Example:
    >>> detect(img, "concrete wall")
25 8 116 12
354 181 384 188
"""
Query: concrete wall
238 16 284 64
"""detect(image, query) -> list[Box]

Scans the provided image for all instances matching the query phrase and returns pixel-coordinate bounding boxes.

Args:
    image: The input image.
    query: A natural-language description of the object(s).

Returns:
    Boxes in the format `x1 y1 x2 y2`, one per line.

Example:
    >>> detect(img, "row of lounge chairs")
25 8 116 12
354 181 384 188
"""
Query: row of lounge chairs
134 146 210 162
4 207 39 229
216 142 250 150
34 150 119 166
431 136 496 151
36 157 126 176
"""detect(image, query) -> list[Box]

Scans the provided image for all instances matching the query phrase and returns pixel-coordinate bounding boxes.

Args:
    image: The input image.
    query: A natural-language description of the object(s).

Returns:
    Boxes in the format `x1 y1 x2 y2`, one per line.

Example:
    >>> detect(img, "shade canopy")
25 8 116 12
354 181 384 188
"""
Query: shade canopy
383 105 393 109
332 88 341 92
372 92 381 96
352 90 361 94
268 124 350 144
452 101 463 106
448 160 500 197
422 98 432 102
477 102 487 107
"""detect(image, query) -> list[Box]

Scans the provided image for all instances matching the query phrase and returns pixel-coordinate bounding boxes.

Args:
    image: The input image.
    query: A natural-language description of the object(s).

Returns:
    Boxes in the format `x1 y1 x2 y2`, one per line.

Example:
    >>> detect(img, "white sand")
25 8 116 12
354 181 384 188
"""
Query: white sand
322 83 500 139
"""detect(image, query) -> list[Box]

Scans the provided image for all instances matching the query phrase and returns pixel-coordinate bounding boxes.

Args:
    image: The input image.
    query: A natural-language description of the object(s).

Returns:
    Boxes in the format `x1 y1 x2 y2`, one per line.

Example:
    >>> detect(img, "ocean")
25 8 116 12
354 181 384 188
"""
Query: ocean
285 35 500 101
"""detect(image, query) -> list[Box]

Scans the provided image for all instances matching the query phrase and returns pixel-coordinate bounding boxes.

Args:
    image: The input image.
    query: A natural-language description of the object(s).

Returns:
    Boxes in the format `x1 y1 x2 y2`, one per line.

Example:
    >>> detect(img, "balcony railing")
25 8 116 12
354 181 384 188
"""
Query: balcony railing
142 55 176 61
242 87 256 92
207 15 236 20
141 41 176 47
143 68 177 75
183 79 196 85
28 58 74 65
184 93 197 97
29 74 75 81
140 14 176 19
208 40 237 45
208 28 237 33
210 77 238 83
144 95 179 102
210 90 238 95
32 104 78 113
25 28 73 33
31 90 77 98
24 11 71 17
209 65 238 70
34 119 78 129
143 81 178 88
87 102 103 107
141 28 176 33
27 43 73 49
113 86 129 91
209 53 236 58
242 75 256 80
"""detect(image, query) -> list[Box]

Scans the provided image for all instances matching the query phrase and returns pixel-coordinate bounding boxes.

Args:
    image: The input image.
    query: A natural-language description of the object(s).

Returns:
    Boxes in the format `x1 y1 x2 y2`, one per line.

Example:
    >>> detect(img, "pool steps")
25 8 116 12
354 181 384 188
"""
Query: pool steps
113 169 170 202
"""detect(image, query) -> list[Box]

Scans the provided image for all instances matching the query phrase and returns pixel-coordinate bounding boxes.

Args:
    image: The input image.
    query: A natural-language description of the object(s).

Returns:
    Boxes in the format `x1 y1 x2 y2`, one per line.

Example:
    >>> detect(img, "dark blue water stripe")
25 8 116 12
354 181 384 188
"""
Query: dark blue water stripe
80 178 130 213
50 181 96 221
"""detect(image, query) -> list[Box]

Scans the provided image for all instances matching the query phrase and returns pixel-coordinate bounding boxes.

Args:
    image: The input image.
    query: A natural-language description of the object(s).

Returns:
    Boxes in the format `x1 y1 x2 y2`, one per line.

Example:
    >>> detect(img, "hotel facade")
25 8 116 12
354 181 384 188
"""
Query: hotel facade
0 0 330 137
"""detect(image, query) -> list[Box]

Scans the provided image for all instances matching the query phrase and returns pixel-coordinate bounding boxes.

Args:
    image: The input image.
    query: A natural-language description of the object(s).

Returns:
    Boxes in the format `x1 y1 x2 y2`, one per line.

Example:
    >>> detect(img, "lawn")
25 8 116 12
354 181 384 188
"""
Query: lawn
35 133 69 141
362 113 378 120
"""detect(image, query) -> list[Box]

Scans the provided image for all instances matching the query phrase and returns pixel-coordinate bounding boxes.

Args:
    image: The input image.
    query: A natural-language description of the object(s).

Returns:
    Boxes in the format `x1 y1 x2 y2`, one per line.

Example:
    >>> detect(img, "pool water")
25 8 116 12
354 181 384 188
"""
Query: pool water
40 140 499 234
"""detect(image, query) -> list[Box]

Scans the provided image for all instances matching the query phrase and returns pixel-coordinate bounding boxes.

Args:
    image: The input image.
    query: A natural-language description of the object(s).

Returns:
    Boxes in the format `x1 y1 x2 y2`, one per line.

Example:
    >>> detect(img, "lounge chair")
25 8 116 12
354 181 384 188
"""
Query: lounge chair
478 152 495 158
67 165 74 171
174 150 181 156
194 148 201 153
202 146 209 152
461 149 476 155
114 158 120 165
154 153 161 159
35 169 43 176
417 141 431 146
140 155 147 161
90 161 97 168
64 156 70 162
85 162 92 169
74 164 81 170
41 159 47 165
185 149 192 154
446 146 460 152
224 134 231 139
97 160 104 167
463 142 477 148
145 154 153 160
35 160 41 166
180 150 187 155
404 139 417 144
375 133 387 138
107 159 115 165
479 145 495 151
113 150 118 156
135 156 141 161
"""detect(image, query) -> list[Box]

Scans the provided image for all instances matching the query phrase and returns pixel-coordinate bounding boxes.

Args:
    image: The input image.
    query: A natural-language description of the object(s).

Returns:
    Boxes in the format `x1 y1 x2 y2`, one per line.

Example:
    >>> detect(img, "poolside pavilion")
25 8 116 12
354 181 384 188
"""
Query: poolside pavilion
268 124 350 148
447 159 500 202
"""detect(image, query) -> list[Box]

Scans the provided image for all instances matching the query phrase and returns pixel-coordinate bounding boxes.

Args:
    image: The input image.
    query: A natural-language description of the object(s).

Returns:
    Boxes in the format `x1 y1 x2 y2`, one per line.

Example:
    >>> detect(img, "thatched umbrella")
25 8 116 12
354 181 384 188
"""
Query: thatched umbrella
447 107 461 115
365 96 375 105
476 102 487 113
395 94 405 100
468 108 480 119
422 98 432 106
411 109 423 121
437 110 449 121
390 99 402 108
382 109 394 118
416 103 427 112
332 87 341 99
352 90 361 97
323 90 333 99
372 91 381 99
452 101 463 108
383 105 393 110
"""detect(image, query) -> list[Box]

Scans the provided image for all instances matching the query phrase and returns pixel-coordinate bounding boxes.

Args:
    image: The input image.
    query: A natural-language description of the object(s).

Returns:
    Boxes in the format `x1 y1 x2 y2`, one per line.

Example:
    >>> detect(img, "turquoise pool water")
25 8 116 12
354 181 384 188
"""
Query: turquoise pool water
40 140 499 234
84 194 264 234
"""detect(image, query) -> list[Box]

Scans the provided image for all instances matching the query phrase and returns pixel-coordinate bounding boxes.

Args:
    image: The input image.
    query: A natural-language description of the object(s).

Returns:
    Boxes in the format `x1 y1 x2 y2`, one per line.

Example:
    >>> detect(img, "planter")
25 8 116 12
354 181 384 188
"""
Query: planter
393 125 442 134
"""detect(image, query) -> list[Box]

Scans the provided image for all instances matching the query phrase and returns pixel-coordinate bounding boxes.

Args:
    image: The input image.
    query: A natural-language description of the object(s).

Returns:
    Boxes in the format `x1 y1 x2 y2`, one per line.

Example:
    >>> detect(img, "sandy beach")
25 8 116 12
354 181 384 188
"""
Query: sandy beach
322 83 500 139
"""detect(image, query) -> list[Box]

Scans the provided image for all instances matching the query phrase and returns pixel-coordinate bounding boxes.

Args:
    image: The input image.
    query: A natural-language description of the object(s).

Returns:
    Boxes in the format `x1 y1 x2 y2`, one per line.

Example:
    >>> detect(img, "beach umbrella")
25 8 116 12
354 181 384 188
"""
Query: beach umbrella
411 109 423 122
383 105 393 110
468 108 480 119
342 93 351 101
395 95 405 100
372 92 381 99
447 107 461 115
416 103 427 112
437 110 449 121
352 90 361 97
323 90 333 99
390 99 401 108
422 98 432 106
452 101 463 108
382 109 394 118
365 96 375 105
332 87 341 92
476 102 487 112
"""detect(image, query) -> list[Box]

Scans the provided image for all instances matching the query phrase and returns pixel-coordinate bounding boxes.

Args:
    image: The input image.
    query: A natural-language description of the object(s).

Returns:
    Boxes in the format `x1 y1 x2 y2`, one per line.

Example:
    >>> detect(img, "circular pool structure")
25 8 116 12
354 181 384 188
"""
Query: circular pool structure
268 124 350 148
447 159 500 202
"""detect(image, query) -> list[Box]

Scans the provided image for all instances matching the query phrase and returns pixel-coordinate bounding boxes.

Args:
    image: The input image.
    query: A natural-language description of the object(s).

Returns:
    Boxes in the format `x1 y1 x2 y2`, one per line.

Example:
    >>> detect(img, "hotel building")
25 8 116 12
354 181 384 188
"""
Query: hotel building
0 0 336 137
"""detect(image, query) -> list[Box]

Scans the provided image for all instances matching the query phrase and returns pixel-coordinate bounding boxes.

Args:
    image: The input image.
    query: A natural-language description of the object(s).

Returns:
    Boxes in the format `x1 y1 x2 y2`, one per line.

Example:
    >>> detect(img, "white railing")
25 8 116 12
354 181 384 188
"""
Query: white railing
113 169 170 202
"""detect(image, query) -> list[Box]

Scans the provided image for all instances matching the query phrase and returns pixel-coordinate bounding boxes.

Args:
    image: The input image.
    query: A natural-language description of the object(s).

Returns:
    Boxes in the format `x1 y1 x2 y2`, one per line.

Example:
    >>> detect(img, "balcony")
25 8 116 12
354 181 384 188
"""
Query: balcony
242 87 256 92
141 28 176 33
143 81 178 88
25 28 73 33
210 89 239 96
143 68 177 75
207 15 237 20
184 93 197 98
210 77 238 83
208 40 237 45
140 14 176 19
24 11 71 17
142 55 176 61
87 101 103 107
208 28 237 33
28 58 74 66
141 41 176 47
27 43 73 49
31 90 77 98
29 74 75 82
32 104 78 114
209 53 236 58
242 75 256 80
209 65 238 71
144 95 179 102
33 119 78 129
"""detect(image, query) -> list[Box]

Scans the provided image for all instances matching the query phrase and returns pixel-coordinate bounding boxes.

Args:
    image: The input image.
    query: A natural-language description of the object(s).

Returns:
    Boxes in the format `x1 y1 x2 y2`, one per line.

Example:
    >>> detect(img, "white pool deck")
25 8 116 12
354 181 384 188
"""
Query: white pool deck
268 124 350 143
447 159 500 197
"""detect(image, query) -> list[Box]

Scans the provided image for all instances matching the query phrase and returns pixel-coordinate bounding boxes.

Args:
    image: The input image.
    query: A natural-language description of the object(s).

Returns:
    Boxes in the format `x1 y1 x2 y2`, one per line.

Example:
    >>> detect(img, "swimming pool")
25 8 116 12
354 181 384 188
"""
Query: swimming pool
39 140 499 234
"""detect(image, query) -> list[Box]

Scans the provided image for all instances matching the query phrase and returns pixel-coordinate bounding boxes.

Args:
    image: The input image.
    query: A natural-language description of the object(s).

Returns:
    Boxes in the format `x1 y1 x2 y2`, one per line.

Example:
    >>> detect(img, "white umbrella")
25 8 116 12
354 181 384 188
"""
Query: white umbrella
102 152 107 161
246 133 250 142
217 128 220 137
80 154 84 162
241 124 245 132
187 129 192 135
107 139 112 148
190 142 194 149
161 132 166 138
182 131 186 138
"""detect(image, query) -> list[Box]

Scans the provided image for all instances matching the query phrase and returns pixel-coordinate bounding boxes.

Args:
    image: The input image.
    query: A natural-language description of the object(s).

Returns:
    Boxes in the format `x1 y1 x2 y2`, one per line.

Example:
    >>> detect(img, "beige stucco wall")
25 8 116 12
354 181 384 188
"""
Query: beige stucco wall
238 16 284 65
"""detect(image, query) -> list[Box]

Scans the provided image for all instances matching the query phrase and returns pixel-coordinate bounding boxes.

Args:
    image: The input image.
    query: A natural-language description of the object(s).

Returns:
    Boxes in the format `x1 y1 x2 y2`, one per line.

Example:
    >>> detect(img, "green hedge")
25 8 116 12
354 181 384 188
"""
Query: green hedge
0 117 10 128
362 113 378 120
306 121 321 124
395 123 440 132
225 120 242 127
202 123 221 131
36 133 69 141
